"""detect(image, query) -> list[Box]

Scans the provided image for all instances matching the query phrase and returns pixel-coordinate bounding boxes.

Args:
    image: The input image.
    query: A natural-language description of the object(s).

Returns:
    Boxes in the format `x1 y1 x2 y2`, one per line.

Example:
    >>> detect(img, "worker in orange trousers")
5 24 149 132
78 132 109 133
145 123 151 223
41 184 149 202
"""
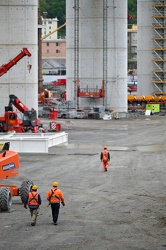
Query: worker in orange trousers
100 146 110 172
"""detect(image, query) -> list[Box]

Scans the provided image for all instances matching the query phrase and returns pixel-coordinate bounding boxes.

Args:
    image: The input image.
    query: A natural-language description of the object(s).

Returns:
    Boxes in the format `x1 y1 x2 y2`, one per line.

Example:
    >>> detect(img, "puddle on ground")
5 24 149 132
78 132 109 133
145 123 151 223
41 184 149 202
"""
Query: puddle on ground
67 144 166 152
135 144 166 152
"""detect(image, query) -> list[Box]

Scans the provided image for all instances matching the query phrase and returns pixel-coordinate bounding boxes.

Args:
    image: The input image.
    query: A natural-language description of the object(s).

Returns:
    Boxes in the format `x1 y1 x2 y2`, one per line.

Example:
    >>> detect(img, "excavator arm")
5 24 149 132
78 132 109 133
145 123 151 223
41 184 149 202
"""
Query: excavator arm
0 48 31 77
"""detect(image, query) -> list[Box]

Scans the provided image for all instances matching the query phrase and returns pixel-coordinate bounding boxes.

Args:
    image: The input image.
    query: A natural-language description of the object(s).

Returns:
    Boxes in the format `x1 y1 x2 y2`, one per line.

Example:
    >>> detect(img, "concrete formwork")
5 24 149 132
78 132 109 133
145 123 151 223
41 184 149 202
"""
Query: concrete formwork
137 0 153 95
66 0 127 112
0 0 38 116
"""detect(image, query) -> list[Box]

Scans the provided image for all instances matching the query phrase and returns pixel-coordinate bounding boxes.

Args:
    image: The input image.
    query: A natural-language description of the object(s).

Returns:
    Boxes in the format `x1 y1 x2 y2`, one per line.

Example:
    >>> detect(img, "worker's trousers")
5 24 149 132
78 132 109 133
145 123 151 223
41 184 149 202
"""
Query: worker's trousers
51 203 60 223
29 208 39 224
102 160 109 171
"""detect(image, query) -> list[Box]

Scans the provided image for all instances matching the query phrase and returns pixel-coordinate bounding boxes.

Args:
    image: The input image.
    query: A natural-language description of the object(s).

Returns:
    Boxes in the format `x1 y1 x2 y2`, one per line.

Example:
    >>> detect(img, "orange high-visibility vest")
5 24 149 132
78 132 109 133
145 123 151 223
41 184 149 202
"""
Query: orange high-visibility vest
28 192 39 206
47 188 64 203
102 150 109 162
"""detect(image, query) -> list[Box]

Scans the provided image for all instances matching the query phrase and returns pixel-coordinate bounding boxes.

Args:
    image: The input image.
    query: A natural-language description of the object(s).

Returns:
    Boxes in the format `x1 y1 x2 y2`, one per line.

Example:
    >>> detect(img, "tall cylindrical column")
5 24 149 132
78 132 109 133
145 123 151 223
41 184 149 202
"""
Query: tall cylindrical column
0 0 38 115
137 0 153 95
66 0 127 112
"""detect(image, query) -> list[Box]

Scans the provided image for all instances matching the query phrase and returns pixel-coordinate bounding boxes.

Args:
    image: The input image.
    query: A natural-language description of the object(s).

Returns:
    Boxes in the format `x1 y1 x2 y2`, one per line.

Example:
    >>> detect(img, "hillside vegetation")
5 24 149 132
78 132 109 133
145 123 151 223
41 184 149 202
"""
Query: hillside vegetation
39 0 137 37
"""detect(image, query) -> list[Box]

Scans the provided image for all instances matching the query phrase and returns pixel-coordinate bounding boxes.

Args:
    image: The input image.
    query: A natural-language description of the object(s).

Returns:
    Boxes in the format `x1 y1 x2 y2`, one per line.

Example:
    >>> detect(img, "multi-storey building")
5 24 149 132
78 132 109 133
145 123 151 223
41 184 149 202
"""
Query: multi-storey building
41 17 58 40
42 39 66 59
41 17 66 79
128 24 137 69
42 39 66 77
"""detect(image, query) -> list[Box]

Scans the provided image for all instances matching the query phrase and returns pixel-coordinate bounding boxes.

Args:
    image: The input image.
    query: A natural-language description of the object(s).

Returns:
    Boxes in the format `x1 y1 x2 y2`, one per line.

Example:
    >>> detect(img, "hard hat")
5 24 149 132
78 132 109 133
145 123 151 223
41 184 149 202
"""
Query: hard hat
104 146 107 149
32 185 38 190
52 182 58 187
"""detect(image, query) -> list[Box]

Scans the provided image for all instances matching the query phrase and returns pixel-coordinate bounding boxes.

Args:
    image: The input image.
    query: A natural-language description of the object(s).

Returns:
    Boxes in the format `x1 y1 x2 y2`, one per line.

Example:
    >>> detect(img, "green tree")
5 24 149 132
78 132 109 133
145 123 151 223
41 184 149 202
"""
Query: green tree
39 0 137 37
39 0 66 38
39 0 48 14
128 0 137 25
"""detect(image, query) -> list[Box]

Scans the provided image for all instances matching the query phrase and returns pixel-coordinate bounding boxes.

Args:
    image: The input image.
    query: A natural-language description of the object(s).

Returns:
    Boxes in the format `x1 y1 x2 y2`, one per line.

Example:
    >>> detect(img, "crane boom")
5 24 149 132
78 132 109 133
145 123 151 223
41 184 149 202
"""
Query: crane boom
0 48 31 77
41 22 66 40
6 94 29 113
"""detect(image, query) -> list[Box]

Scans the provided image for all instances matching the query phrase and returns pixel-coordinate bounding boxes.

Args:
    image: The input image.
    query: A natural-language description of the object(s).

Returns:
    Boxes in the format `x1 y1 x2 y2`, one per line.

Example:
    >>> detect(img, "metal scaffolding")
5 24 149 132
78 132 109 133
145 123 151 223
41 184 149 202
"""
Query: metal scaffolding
152 0 166 92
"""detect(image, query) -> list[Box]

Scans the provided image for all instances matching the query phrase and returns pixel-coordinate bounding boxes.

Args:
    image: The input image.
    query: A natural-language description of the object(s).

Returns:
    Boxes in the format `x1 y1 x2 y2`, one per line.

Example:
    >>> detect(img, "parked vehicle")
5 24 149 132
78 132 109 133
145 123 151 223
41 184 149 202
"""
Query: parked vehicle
0 142 33 211
0 95 44 133
128 81 137 92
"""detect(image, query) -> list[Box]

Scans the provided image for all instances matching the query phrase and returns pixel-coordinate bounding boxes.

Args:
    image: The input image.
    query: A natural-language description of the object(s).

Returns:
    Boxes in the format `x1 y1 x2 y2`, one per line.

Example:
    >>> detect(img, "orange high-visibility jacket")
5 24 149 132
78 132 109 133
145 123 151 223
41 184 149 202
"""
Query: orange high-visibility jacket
100 150 110 162
27 191 40 206
47 188 64 204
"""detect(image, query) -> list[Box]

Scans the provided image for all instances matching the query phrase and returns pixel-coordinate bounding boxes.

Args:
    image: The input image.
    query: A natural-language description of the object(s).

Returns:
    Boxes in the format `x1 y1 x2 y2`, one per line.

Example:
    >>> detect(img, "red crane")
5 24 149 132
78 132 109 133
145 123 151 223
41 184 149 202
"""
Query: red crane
0 48 31 77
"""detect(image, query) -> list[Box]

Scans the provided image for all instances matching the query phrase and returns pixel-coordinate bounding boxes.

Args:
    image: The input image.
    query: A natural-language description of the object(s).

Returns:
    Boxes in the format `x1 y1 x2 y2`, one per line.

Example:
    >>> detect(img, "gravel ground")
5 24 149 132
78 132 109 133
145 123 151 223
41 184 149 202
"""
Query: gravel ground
0 115 166 250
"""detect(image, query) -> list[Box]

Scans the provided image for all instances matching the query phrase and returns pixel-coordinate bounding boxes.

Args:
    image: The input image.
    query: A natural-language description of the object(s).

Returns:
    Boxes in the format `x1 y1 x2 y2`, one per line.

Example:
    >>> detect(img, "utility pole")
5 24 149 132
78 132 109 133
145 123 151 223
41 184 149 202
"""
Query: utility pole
103 0 108 108
38 2 43 94
74 0 80 110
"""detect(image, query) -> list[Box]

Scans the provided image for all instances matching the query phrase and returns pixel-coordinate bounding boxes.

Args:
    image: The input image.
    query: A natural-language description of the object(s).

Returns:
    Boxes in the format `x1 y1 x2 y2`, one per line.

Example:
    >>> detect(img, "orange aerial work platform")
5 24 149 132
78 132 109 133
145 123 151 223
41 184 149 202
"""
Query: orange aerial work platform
78 91 102 98
77 82 104 98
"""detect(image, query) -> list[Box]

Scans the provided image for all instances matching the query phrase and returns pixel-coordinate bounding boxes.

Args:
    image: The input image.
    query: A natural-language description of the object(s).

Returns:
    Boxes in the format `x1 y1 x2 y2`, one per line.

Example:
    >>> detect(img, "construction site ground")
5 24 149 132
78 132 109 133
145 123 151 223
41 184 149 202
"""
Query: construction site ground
0 115 166 250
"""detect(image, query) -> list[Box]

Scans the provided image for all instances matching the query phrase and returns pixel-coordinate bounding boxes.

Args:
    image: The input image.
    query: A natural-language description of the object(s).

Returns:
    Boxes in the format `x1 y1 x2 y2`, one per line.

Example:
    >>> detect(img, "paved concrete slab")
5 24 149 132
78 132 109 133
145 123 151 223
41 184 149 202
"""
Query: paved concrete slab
0 116 166 250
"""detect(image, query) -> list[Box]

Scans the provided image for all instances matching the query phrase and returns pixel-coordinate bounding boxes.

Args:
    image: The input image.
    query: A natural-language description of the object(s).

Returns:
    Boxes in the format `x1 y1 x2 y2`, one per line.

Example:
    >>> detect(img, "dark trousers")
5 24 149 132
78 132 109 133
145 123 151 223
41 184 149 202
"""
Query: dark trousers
51 203 60 223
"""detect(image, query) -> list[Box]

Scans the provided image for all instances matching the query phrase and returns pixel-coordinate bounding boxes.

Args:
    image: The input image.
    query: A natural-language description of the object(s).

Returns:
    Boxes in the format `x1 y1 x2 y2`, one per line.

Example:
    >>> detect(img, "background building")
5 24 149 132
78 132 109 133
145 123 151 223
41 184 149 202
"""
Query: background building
128 24 137 69
42 39 66 59
41 16 66 85
41 17 58 40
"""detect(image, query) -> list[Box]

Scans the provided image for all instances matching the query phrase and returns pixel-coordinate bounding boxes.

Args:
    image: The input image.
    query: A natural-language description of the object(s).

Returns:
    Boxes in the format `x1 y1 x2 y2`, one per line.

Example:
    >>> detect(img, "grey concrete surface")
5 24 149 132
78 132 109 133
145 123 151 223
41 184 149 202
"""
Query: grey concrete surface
0 116 166 250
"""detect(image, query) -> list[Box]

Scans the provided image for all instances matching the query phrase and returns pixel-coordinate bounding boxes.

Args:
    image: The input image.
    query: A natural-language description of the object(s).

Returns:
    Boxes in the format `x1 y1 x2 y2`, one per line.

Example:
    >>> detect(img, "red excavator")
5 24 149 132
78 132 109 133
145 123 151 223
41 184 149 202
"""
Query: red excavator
0 94 44 133
0 142 34 211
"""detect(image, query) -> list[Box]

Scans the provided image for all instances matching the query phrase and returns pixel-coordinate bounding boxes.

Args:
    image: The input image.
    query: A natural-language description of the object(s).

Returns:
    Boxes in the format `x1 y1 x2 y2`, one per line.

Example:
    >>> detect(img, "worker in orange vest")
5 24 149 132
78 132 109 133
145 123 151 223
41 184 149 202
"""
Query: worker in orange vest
46 182 65 225
100 146 110 172
24 185 42 226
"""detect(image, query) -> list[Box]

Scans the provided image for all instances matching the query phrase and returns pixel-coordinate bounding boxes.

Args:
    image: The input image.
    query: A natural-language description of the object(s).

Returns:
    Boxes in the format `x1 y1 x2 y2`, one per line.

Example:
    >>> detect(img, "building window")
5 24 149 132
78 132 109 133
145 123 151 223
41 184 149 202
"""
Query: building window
46 42 49 46
46 50 49 53
49 26 51 29
56 42 59 46
48 20 52 24
56 50 60 53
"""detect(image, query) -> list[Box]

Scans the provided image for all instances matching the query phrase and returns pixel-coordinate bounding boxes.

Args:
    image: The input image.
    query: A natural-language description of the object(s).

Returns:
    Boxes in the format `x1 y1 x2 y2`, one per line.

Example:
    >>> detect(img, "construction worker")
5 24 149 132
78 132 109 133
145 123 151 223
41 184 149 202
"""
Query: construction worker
46 182 65 225
100 146 110 172
24 185 42 226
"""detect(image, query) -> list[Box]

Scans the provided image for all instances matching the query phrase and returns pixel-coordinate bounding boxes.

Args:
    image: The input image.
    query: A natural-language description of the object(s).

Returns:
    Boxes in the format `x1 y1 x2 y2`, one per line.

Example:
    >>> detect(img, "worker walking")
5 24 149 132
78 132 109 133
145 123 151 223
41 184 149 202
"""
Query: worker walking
46 182 65 225
100 146 110 172
24 185 42 226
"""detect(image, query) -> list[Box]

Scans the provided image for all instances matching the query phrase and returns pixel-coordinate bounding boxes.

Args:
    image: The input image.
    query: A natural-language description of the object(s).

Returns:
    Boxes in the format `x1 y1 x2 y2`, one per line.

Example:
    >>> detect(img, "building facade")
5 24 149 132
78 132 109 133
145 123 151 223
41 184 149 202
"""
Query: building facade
128 24 137 69
42 39 66 59
41 17 58 40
